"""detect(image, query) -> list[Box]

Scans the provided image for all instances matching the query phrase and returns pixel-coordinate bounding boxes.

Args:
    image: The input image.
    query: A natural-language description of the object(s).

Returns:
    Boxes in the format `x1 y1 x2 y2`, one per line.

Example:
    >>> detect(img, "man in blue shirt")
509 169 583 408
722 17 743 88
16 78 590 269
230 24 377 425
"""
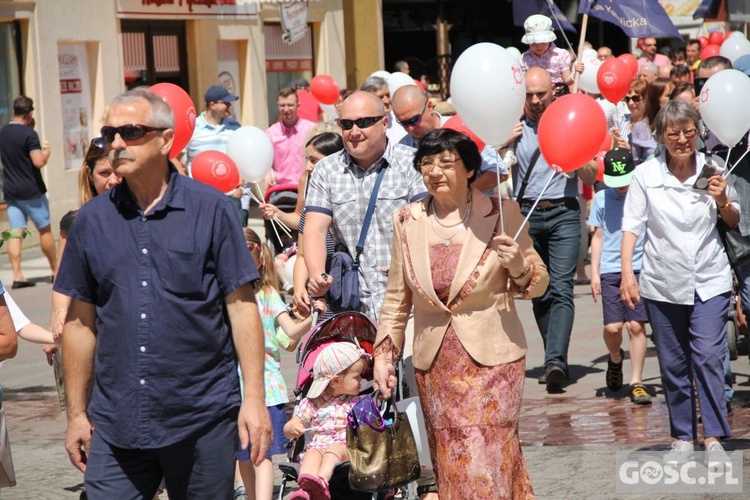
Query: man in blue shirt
54 88 271 499
511 68 597 392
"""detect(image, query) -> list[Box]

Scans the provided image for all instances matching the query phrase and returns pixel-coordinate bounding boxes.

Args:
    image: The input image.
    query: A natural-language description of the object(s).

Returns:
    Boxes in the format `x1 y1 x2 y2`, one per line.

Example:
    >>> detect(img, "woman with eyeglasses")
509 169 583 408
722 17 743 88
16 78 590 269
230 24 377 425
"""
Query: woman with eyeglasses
373 129 548 498
620 100 737 462
47 138 121 353
613 80 656 166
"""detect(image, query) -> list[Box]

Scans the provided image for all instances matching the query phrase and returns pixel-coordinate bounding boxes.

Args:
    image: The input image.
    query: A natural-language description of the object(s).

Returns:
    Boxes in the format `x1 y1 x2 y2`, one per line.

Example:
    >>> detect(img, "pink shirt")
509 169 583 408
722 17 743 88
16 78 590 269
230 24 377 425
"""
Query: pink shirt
266 117 316 185
638 53 671 68
520 43 572 84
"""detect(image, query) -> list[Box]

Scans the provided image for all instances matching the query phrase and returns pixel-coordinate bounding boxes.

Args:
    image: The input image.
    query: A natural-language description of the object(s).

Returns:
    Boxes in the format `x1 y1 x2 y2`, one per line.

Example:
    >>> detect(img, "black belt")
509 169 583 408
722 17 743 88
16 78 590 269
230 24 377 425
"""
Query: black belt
519 197 577 211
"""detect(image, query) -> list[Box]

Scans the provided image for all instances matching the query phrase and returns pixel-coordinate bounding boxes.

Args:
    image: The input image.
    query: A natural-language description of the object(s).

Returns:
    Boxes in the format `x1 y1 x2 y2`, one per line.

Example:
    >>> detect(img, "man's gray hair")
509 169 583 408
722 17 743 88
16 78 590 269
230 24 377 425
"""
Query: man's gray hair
109 87 175 129
360 76 389 93
653 100 700 143
641 62 658 75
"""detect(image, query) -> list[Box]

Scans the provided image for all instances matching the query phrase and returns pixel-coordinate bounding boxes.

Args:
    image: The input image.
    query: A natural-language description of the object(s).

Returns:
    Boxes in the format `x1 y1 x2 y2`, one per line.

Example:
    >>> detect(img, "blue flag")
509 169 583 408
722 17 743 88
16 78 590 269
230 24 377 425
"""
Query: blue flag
578 0 682 39
513 0 577 34
693 0 720 20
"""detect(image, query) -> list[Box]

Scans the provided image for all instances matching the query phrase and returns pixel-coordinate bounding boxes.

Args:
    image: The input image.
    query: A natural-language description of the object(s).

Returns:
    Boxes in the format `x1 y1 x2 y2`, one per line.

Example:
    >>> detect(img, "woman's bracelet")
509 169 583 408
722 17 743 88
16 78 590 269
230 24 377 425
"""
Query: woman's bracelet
719 199 732 212
509 261 532 280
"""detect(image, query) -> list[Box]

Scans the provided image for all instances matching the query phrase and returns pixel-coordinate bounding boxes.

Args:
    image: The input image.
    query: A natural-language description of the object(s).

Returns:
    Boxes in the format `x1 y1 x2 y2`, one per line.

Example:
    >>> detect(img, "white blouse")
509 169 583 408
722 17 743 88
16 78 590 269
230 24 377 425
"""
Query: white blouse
622 152 736 305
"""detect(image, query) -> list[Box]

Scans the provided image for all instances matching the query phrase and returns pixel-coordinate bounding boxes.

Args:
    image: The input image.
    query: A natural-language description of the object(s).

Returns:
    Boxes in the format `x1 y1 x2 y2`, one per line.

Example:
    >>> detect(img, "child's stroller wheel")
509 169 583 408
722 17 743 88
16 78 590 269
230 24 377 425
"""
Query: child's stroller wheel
728 318 739 361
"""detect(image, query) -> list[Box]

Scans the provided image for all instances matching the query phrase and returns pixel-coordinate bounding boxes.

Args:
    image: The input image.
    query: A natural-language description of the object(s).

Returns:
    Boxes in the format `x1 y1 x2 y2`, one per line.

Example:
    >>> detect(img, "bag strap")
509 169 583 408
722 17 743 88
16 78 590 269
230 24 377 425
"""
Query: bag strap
515 146 541 203
354 164 387 268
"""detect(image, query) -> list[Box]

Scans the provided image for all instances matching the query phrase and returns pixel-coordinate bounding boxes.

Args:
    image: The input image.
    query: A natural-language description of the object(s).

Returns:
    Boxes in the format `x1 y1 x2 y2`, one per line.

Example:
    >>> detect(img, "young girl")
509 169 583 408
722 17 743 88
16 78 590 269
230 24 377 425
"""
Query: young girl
237 228 326 500
284 342 369 500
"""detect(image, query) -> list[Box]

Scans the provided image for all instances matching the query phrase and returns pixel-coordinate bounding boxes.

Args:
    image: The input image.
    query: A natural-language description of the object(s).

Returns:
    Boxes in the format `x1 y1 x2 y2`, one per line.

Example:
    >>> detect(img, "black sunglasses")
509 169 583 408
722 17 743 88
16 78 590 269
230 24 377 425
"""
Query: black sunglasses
100 124 167 143
397 102 428 127
623 95 642 103
338 116 384 131
694 77 709 97
90 136 108 151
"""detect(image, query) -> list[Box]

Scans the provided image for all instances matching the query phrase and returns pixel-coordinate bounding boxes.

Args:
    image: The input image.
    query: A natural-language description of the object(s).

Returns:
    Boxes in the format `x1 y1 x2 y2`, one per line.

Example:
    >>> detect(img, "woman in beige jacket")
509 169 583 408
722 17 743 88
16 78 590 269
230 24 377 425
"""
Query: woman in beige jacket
373 129 548 499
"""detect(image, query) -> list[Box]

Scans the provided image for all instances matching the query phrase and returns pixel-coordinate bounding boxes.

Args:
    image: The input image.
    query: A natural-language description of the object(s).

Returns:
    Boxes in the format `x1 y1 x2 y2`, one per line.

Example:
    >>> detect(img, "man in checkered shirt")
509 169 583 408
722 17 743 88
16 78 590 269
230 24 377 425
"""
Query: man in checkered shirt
304 91 428 319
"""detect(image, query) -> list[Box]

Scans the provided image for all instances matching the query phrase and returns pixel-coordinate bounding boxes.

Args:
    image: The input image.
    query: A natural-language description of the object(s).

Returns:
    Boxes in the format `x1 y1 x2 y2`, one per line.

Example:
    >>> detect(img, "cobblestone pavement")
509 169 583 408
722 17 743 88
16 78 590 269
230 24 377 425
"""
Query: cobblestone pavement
1 226 749 498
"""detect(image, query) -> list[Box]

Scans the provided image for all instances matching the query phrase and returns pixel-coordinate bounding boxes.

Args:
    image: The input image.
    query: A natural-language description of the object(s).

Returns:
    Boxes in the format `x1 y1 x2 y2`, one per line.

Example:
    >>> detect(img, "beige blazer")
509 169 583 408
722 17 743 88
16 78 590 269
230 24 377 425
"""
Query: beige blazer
375 189 549 370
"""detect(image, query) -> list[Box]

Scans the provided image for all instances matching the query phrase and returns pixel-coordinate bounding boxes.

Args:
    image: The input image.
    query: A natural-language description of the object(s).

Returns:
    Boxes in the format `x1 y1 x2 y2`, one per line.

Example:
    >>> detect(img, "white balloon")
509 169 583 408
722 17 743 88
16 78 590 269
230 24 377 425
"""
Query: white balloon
720 35 750 63
388 72 417 96
728 31 747 39
226 126 274 182
450 43 526 146
699 69 750 147
368 70 392 83
579 54 602 94
284 255 296 286
505 46 522 62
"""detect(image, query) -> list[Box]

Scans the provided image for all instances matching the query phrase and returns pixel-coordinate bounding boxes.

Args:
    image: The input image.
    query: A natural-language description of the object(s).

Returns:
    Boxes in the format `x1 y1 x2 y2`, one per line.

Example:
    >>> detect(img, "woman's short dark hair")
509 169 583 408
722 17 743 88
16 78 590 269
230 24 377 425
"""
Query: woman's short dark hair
305 131 344 157
413 128 482 184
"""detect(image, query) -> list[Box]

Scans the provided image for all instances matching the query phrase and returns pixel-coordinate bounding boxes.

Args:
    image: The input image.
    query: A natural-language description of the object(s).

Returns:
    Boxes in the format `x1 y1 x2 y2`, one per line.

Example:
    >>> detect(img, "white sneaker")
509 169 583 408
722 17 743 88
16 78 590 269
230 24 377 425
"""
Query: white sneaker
705 441 731 466
663 440 694 463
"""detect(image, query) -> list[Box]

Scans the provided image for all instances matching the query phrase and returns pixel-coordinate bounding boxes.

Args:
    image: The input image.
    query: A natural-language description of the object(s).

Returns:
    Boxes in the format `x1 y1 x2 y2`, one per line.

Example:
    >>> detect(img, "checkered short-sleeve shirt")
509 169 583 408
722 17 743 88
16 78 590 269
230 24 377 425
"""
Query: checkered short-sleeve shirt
305 141 428 319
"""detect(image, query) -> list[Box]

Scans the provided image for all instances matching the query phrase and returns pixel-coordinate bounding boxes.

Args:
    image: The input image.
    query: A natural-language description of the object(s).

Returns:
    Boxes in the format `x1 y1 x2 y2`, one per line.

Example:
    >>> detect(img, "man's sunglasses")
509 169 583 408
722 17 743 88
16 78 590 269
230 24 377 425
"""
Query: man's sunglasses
397 102 428 127
100 124 167 142
338 116 384 131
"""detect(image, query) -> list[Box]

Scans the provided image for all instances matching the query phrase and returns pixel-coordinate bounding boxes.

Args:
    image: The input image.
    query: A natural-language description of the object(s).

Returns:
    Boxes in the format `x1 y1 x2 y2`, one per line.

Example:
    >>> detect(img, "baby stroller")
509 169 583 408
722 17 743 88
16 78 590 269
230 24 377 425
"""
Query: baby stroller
264 183 299 255
277 311 417 500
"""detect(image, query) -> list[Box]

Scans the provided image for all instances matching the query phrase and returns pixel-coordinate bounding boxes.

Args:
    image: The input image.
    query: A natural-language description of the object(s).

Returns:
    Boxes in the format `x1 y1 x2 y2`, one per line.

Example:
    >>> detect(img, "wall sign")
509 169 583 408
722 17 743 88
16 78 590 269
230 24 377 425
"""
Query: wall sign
116 0 258 19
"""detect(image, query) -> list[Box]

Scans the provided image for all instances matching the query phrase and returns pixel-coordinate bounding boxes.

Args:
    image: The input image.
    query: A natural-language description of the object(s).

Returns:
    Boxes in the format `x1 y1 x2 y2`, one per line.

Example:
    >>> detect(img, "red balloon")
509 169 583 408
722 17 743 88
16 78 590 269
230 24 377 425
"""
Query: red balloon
596 155 605 183
191 151 240 193
698 36 709 49
149 83 196 160
597 58 631 104
538 94 607 173
702 44 721 58
443 114 486 152
708 31 725 46
617 53 638 79
600 132 614 152
310 75 340 105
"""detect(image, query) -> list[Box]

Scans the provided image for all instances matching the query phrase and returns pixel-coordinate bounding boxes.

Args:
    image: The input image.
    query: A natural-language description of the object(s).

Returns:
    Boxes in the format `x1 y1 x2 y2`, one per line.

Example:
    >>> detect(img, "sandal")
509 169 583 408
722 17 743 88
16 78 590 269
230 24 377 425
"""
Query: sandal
606 348 624 392
298 473 330 500
630 384 652 405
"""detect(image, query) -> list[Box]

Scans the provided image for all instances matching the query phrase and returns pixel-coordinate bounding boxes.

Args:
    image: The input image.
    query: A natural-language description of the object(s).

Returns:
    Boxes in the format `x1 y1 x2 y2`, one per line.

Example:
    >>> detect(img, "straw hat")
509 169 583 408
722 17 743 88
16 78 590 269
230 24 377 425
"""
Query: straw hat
522 15 557 45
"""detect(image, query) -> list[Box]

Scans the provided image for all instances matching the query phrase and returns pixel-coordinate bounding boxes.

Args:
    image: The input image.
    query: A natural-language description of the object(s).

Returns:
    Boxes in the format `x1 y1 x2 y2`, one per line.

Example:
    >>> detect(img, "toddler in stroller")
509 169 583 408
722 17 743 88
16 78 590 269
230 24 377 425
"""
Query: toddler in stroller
284 342 371 499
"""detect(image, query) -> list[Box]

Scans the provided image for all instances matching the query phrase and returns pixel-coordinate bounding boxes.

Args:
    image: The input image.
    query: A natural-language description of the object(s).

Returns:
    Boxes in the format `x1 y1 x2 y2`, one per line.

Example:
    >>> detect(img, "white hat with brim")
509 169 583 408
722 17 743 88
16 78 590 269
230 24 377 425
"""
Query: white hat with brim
522 14 557 45
306 342 370 399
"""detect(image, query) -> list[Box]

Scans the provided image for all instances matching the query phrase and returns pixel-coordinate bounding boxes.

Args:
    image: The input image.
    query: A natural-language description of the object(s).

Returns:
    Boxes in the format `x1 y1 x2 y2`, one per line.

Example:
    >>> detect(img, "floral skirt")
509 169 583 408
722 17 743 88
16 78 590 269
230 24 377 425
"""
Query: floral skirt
415 328 534 499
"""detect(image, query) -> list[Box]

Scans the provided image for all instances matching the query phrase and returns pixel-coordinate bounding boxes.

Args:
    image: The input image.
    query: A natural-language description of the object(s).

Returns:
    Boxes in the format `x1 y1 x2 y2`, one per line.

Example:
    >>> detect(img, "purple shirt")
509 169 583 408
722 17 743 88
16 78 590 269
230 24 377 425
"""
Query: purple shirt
520 43 571 84
266 117 316 185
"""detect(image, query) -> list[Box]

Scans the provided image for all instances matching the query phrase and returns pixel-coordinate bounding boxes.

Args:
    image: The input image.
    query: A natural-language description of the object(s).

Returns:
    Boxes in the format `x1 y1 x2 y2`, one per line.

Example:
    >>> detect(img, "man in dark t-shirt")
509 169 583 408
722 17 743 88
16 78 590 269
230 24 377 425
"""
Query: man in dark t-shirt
0 96 56 288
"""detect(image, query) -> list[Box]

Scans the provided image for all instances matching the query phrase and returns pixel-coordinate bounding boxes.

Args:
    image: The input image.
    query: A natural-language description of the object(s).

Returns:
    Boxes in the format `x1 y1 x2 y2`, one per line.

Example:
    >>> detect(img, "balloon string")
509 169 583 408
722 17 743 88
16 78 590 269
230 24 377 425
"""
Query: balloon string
724 146 750 179
495 147 505 235
242 186 293 238
513 169 557 241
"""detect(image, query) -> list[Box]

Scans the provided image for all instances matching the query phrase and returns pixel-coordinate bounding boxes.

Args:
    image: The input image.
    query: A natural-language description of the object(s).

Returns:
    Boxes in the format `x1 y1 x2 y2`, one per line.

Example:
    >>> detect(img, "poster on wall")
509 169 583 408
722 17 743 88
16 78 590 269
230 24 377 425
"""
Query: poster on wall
217 40 242 123
58 44 92 171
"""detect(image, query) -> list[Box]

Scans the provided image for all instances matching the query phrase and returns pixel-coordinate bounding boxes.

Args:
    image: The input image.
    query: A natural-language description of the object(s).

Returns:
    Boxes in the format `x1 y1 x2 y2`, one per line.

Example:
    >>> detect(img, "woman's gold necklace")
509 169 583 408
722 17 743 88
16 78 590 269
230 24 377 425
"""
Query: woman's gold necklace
429 195 471 246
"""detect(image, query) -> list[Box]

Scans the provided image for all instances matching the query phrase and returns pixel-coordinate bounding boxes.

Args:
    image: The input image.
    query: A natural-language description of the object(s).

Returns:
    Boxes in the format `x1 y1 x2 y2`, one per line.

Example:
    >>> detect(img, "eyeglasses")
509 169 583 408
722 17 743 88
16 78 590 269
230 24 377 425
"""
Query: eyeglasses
418 157 461 174
665 128 698 140
100 124 168 143
623 95 642 103
397 102 428 127
338 116 384 131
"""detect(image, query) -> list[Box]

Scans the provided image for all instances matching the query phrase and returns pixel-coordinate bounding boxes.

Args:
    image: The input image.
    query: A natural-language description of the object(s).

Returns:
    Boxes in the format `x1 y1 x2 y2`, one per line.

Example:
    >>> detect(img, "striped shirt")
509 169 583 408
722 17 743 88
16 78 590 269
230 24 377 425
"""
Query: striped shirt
305 141 428 318
622 152 736 305
184 113 240 170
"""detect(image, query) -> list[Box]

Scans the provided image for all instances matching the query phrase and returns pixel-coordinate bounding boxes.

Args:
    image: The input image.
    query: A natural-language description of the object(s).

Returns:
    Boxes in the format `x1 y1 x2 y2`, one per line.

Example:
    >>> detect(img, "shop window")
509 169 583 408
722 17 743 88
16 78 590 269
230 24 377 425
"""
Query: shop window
121 20 188 91
0 22 22 127
264 23 313 125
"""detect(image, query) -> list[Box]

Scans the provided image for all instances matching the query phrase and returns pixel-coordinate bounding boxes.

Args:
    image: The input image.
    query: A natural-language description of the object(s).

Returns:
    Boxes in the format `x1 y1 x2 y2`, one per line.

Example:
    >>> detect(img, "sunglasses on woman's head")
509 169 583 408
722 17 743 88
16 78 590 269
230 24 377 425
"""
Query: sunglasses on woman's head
338 116 384 131
90 136 108 151
100 124 167 142
623 95 642 103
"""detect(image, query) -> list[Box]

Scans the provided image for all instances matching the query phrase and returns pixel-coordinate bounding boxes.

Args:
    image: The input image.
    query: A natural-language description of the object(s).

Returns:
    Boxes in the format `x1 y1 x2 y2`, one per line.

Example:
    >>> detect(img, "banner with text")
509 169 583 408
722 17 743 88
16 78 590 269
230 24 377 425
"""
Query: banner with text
579 0 683 39
116 0 258 19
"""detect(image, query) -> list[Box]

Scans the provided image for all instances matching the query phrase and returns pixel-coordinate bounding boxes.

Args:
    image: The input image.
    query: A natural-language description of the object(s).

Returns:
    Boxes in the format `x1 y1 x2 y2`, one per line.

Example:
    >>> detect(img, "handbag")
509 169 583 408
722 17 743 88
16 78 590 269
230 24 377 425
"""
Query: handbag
717 218 750 270
327 165 387 311
0 408 16 488
346 392 421 492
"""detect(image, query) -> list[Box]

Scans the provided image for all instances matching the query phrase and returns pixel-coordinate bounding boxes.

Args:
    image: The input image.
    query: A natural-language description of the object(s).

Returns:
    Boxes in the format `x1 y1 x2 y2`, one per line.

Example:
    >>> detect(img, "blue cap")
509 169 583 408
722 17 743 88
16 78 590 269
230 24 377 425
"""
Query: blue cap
204 85 238 103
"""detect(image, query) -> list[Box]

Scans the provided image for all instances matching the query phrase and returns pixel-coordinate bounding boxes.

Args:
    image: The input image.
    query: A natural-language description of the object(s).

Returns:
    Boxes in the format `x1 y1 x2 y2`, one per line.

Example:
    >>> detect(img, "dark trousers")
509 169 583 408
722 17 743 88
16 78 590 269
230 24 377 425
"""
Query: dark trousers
522 201 580 372
644 293 732 442
84 410 238 500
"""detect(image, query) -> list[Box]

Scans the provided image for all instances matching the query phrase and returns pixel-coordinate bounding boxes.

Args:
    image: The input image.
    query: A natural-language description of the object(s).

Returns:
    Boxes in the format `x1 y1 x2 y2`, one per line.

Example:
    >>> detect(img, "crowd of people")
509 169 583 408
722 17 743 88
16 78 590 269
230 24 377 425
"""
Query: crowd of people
0 11 747 500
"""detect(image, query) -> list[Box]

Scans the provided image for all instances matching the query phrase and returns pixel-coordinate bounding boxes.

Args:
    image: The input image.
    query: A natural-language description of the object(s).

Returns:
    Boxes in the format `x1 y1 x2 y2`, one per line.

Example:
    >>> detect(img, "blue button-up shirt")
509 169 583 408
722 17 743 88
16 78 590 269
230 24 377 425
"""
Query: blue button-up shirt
54 166 258 449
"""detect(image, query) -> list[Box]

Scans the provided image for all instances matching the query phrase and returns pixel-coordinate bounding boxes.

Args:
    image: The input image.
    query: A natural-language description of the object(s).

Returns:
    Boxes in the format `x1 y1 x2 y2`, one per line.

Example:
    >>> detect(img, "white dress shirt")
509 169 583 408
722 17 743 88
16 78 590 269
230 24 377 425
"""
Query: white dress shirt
622 152 736 305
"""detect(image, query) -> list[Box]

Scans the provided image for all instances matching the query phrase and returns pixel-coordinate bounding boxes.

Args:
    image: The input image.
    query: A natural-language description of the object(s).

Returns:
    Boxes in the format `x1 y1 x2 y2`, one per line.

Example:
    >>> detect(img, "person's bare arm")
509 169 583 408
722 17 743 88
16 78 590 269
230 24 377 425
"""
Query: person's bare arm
577 159 599 186
0 295 18 361
225 283 272 466
304 212 333 296
62 299 97 472
30 142 51 168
